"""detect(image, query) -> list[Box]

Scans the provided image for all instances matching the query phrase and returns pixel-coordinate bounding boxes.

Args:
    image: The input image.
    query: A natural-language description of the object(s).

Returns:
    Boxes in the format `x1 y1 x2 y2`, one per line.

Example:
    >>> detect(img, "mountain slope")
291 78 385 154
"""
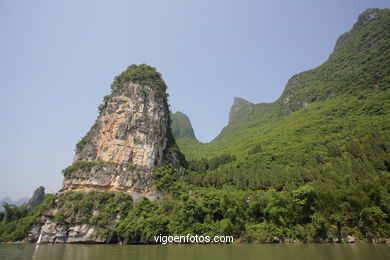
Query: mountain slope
1 8 389 245
171 111 204 159
175 8 390 163
167 10 390 242
171 111 197 140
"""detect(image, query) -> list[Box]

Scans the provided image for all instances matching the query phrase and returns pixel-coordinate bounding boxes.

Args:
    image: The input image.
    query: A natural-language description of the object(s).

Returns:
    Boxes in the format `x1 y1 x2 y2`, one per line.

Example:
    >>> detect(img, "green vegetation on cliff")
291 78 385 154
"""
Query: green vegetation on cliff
150 167 390 243
111 64 168 99
54 191 133 235
173 8 390 161
76 64 170 154
62 160 104 177
0 194 54 242
171 111 197 140
168 8 390 242
1 9 389 244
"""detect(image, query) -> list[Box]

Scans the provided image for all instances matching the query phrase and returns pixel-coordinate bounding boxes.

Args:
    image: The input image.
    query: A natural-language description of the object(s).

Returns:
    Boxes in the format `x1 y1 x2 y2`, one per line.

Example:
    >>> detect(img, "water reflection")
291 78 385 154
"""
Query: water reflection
0 243 389 260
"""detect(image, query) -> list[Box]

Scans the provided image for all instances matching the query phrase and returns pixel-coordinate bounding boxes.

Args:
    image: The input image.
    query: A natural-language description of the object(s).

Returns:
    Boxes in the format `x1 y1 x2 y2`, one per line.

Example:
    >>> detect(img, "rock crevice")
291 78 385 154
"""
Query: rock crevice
63 64 184 198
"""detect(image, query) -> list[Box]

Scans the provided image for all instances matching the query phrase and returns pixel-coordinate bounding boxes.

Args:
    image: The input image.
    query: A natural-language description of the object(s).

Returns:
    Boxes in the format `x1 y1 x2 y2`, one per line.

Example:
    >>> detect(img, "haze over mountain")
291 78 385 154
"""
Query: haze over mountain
172 8 390 162
0 197 29 211
0 8 389 245
1 1 389 201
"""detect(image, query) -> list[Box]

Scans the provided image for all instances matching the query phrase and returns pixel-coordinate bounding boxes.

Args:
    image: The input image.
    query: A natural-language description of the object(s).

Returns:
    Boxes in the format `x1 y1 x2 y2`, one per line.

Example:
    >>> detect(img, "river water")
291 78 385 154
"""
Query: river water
0 243 389 260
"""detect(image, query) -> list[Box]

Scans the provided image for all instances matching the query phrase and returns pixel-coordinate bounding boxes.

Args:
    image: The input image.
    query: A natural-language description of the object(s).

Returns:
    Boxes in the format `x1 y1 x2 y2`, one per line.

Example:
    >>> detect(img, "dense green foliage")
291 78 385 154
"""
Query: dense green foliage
146 162 389 243
174 9 390 160
188 153 237 172
0 195 54 242
54 191 133 239
3 9 389 244
168 9 390 242
111 64 168 99
57 159 386 243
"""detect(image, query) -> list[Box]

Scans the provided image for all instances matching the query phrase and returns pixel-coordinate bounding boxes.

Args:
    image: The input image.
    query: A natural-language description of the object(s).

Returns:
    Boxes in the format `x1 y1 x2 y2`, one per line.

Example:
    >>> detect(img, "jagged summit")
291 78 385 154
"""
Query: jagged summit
228 97 254 124
174 8 390 161
278 8 389 114
334 8 386 51
171 111 197 141
63 64 185 198
2 8 389 246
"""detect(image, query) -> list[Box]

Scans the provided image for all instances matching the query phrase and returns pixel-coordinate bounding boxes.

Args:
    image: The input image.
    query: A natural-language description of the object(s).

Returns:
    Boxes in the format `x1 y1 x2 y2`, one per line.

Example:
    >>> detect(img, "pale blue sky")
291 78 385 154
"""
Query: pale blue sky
0 0 388 199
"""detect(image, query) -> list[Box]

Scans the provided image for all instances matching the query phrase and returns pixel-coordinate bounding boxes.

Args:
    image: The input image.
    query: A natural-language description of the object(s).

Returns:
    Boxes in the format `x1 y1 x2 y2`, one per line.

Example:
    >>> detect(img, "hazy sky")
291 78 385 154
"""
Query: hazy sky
0 0 389 199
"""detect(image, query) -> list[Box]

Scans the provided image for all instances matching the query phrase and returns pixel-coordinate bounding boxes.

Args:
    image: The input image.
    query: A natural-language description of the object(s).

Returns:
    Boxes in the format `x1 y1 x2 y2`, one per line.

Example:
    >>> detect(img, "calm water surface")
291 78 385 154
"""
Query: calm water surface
0 243 389 260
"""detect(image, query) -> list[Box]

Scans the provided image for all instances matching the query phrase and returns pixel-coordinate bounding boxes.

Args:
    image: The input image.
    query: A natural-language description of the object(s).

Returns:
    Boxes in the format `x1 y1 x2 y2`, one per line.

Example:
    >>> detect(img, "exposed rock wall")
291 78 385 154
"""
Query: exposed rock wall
27 215 107 243
62 65 184 198
27 65 185 243
74 82 170 167
62 163 158 201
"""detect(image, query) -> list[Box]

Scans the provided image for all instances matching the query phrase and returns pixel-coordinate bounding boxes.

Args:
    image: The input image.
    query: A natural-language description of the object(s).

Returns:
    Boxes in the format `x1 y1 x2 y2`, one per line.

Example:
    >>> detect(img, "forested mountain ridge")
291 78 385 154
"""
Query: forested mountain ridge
172 8 390 162
165 9 390 243
1 8 389 244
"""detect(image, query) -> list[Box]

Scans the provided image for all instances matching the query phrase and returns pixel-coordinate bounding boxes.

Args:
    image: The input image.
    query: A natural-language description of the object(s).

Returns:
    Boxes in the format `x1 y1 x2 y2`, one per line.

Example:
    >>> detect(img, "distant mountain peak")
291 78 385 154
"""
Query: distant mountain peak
357 8 382 25
229 97 254 124
176 8 390 163
171 111 197 141
0 196 30 210
334 8 385 51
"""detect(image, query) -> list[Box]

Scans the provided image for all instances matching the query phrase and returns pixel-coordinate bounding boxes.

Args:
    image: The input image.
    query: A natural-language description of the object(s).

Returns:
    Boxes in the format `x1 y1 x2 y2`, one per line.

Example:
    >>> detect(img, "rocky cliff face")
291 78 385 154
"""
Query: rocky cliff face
27 215 106 244
62 64 184 198
26 65 185 244
27 191 134 244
